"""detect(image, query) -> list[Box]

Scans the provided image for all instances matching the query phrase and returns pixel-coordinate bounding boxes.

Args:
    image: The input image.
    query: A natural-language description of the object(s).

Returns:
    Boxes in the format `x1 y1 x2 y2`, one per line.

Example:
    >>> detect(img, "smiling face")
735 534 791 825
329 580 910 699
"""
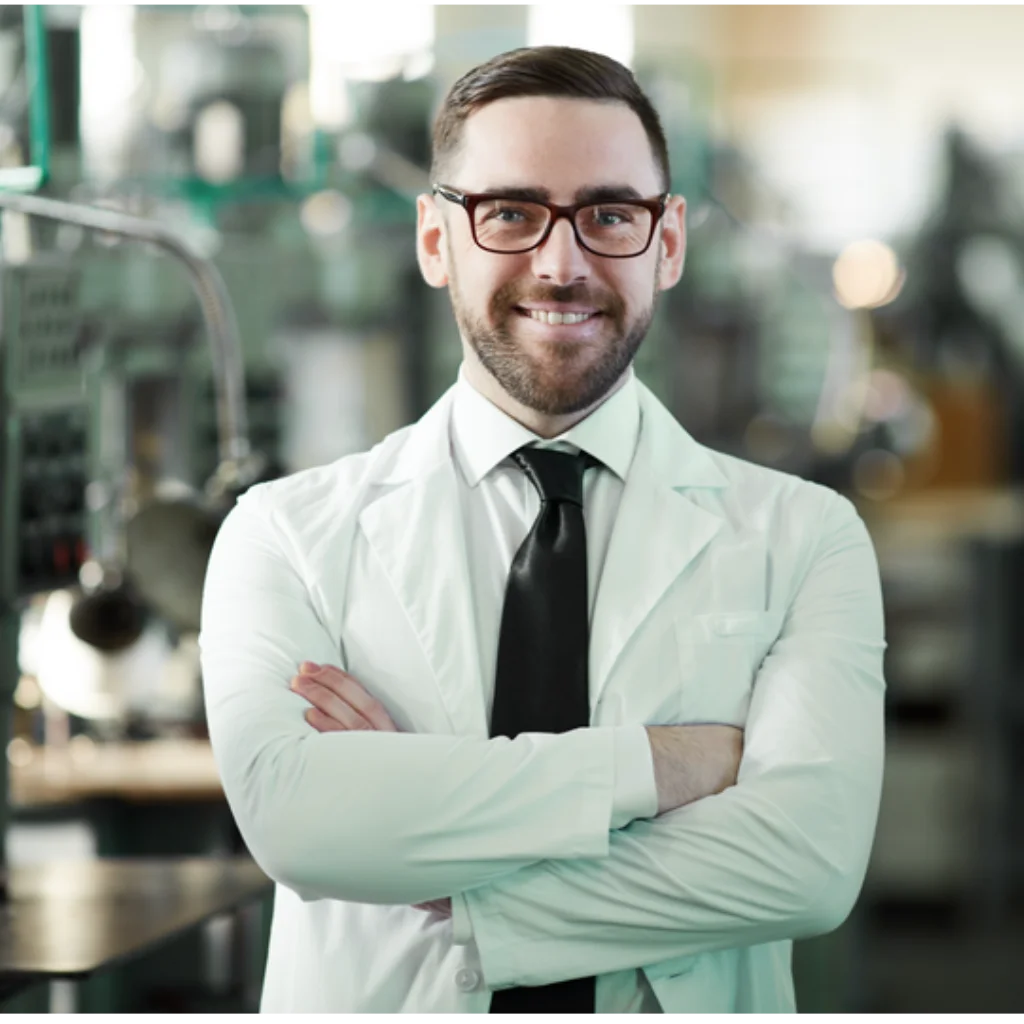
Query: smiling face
418 95 687 437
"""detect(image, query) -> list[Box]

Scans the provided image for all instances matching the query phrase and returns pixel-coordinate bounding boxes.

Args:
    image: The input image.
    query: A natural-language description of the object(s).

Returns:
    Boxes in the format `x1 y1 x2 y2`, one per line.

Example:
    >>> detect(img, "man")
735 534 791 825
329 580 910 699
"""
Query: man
199 46 885 1013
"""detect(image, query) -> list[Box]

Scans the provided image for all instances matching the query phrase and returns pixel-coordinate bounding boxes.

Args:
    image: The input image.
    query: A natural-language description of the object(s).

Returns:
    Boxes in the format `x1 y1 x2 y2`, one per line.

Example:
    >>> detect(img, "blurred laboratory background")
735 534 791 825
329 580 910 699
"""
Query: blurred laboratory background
0 2 1023 1013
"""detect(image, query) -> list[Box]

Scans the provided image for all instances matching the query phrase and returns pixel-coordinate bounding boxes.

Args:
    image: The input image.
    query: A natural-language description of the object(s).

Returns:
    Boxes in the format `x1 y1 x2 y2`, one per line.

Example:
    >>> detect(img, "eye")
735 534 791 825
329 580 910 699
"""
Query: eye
495 207 527 223
592 205 636 226
480 202 530 224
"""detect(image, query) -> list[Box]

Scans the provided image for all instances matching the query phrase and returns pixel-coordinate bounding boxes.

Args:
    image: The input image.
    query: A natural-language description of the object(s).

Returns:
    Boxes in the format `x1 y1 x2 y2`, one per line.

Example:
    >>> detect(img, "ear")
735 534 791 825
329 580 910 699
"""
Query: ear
417 193 449 288
656 194 687 292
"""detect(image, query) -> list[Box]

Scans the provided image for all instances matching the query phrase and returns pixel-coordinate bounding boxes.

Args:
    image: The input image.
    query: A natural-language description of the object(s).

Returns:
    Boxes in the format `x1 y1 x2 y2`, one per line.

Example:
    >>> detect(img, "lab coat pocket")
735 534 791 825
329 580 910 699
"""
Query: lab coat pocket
673 613 776 726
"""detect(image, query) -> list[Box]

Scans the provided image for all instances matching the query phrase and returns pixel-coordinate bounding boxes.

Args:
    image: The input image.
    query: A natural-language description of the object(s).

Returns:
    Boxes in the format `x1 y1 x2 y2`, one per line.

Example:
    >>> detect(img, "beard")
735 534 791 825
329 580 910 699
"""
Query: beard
448 267 657 417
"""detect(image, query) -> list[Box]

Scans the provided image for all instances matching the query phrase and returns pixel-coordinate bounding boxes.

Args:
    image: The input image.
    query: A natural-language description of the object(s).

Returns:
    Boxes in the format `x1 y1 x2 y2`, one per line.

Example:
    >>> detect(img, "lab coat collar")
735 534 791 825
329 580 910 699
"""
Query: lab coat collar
377 372 729 493
359 371 732 733
449 364 639 485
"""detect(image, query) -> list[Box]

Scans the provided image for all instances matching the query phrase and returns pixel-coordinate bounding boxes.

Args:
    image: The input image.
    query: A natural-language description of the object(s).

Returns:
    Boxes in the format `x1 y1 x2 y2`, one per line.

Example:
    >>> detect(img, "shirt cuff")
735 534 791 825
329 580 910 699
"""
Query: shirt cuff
451 892 474 945
610 725 659 829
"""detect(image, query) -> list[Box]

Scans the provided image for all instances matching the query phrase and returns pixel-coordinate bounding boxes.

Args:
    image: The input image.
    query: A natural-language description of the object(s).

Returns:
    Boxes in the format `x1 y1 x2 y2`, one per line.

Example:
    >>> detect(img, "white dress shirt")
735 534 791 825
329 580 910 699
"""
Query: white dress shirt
449 365 661 1011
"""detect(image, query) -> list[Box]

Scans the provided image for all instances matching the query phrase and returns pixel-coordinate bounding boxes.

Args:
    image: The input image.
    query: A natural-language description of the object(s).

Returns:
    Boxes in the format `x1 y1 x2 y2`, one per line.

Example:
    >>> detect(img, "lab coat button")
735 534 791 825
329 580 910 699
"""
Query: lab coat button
455 967 481 992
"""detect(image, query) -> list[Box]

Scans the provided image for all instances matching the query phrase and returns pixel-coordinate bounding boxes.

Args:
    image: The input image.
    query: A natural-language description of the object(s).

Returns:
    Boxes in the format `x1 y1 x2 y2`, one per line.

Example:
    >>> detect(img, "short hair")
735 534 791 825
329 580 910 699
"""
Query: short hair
430 46 671 191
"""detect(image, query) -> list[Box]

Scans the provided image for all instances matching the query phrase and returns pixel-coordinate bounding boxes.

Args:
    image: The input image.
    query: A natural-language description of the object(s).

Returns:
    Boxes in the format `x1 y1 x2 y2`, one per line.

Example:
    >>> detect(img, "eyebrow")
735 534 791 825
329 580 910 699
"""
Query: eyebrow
480 184 648 204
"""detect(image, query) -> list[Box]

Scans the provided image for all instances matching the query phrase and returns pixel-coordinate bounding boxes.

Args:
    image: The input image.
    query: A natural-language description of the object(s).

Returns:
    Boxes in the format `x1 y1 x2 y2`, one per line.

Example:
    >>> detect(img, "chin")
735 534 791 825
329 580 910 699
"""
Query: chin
516 365 618 417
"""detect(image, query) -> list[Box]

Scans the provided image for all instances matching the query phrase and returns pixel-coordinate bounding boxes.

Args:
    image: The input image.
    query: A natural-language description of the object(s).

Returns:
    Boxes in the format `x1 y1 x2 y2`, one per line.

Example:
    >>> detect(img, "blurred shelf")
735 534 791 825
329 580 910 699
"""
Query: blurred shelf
859 487 1024 540
9 739 223 807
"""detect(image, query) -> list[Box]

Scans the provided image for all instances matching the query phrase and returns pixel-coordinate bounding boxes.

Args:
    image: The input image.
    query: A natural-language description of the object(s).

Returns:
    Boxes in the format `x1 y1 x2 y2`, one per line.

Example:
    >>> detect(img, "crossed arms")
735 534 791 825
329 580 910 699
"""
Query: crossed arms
198 484 885 986
288 660 743 917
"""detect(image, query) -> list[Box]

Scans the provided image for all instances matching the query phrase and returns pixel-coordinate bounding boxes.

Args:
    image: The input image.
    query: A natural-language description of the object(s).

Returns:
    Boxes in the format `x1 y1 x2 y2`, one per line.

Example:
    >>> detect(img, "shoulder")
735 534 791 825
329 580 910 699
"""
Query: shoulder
216 384 456 579
637 379 852 533
695 447 866 571
636 380 859 561
711 448 851 519
718 449 879 607
228 423 417 549
688 448 879 622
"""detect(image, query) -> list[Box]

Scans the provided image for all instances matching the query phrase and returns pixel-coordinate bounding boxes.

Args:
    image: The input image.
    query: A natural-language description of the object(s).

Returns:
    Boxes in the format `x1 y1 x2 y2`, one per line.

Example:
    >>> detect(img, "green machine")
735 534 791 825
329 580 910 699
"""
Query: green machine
0 9 272 1010
0 5 66 894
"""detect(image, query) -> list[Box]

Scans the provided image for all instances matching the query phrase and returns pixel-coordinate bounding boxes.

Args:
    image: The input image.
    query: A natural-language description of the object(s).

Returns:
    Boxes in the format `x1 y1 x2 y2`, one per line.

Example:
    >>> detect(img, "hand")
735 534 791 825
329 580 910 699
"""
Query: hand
646 724 744 815
289 661 401 733
413 897 452 917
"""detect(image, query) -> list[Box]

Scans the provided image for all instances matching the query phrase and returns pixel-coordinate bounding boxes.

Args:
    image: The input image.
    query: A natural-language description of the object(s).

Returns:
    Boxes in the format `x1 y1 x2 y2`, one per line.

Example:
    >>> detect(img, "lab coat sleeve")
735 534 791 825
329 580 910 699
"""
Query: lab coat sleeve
200 487 641 905
451 493 886 990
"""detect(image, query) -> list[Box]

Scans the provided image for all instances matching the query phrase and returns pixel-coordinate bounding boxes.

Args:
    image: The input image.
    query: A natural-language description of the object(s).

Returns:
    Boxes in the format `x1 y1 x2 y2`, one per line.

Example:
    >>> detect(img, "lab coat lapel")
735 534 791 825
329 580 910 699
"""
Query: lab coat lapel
589 383 729 709
358 388 488 737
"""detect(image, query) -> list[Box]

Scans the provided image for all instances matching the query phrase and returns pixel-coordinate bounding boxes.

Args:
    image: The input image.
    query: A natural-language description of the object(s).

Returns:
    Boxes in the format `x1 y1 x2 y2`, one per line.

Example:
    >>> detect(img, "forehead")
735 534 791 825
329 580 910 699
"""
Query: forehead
453 96 662 197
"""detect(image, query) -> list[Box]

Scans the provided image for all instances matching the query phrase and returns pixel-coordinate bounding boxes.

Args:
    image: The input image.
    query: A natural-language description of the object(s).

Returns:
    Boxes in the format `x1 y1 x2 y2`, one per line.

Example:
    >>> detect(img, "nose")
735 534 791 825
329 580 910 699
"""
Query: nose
530 215 590 286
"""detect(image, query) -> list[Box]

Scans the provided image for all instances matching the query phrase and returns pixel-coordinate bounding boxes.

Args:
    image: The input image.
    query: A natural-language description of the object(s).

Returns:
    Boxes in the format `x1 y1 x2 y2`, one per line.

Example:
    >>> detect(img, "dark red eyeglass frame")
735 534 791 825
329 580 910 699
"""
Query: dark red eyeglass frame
432 183 669 258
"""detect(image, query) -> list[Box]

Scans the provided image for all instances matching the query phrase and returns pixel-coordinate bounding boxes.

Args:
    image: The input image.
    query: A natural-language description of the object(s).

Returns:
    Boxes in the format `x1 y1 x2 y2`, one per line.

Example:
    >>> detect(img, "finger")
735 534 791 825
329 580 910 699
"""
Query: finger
297 665 400 732
294 679 377 731
413 899 452 916
304 707 368 733
292 675 380 733
298 680 376 730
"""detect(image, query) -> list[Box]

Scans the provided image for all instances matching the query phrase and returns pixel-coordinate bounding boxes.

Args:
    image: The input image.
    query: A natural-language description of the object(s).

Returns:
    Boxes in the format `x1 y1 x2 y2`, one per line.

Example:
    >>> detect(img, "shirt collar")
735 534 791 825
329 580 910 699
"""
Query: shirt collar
450 362 640 487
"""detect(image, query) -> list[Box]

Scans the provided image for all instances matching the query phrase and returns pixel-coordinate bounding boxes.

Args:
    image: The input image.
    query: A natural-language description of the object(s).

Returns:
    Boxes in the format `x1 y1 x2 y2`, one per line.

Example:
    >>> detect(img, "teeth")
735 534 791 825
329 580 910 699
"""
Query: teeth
527 310 592 325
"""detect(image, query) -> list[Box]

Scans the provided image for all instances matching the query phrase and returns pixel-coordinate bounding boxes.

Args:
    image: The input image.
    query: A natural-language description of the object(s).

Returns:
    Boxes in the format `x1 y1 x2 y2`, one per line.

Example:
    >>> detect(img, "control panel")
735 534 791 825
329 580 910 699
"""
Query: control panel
14 406 89 594
1 259 89 600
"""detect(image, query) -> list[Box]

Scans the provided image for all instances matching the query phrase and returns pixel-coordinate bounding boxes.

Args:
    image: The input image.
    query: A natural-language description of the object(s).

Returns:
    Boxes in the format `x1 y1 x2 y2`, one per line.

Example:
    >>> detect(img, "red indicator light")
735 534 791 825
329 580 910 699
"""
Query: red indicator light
53 542 69 574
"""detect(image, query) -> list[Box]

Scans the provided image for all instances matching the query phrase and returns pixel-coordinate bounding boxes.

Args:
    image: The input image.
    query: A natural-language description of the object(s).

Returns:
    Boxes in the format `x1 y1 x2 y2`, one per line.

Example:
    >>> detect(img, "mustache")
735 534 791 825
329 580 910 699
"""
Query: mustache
490 281 623 316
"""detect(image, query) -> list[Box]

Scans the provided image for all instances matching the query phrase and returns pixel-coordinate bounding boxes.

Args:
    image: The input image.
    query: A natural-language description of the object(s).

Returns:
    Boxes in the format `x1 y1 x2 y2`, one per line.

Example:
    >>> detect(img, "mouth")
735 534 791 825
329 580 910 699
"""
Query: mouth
514 306 602 327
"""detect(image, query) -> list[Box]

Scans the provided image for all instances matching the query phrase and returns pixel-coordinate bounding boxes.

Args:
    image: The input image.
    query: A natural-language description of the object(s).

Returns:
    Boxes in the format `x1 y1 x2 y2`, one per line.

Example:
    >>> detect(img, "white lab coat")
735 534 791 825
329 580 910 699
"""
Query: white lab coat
199 378 886 1013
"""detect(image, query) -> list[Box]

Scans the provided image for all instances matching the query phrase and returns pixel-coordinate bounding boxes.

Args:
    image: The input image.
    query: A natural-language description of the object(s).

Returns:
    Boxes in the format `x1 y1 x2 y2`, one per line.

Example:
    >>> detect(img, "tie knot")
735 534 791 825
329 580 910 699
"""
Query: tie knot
512 446 596 506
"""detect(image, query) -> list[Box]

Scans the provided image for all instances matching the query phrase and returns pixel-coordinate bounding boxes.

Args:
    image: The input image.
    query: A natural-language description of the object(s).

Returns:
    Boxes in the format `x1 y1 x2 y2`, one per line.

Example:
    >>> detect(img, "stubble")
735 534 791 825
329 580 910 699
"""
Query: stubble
448 266 658 416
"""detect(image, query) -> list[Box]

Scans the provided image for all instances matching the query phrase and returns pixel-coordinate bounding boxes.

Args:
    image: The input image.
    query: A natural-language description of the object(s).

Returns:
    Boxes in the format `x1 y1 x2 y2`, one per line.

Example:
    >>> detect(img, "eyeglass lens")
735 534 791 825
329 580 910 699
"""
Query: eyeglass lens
473 199 653 255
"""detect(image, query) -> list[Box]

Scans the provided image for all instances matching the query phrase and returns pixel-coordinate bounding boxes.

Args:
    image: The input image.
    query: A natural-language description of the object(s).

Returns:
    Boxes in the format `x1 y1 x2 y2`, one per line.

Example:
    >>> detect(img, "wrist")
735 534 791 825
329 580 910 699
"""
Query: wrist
646 724 741 813
646 725 691 814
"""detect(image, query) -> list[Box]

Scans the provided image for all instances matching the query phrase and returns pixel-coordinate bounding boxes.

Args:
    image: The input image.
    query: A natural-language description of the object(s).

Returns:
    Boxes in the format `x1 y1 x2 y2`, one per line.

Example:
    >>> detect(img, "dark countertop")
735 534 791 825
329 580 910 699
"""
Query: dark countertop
0 857 270 981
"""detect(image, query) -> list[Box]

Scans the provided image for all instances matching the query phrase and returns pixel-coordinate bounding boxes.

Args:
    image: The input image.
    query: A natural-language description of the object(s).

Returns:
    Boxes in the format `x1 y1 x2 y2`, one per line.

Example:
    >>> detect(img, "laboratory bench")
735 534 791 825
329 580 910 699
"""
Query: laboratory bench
0 857 271 1012
1 738 272 1012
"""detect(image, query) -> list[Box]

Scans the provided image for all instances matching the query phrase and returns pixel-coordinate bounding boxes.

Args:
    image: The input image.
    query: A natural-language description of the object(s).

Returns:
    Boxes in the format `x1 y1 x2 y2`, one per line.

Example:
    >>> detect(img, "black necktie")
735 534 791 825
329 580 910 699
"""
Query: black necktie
488 445 597 1014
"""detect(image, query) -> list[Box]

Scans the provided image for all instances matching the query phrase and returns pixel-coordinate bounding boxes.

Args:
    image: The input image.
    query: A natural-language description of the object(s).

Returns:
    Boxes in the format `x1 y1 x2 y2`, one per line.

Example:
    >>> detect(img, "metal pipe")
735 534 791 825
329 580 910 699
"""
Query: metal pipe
0 190 250 471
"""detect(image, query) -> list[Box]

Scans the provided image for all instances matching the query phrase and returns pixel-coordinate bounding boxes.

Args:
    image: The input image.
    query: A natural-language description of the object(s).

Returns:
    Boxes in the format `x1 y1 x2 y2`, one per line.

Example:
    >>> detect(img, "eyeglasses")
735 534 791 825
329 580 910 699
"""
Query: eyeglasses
432 184 668 259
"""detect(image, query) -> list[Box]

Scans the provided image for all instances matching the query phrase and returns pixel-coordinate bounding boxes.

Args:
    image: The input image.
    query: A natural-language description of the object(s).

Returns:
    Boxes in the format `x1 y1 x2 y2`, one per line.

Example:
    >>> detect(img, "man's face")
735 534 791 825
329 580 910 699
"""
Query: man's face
418 96 687 420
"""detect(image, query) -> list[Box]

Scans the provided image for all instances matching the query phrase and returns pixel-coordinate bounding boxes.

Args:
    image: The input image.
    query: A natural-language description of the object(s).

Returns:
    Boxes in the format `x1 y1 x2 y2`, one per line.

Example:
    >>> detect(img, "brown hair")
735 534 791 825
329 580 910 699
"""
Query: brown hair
431 46 671 190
